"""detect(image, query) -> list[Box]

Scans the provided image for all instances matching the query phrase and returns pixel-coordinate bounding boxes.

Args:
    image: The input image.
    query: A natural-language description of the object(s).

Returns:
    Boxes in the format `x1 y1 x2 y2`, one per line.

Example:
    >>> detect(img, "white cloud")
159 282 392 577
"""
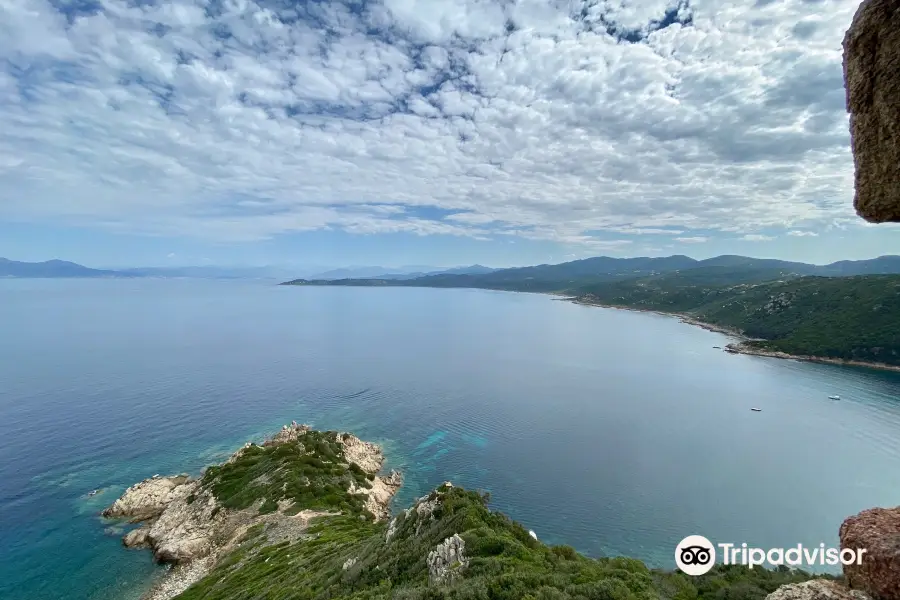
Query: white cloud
787 230 819 237
741 234 776 242
675 236 708 244
167 252 177 258
0 0 861 245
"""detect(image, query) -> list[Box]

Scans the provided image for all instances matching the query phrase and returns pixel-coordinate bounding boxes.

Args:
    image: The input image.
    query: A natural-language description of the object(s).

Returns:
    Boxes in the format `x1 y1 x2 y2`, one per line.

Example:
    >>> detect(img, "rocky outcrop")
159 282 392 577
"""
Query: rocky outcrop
842 0 900 223
101 475 191 521
427 533 468 584
123 526 150 548
386 482 455 543
355 469 402 521
337 431 386 473
263 421 310 446
338 430 402 521
103 423 402 600
766 580 870 600
840 506 900 600
104 475 217 564
146 483 221 564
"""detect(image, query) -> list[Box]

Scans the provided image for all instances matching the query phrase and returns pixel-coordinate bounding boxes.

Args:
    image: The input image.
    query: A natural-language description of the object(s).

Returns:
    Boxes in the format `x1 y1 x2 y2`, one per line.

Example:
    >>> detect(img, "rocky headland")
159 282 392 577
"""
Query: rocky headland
102 423 401 600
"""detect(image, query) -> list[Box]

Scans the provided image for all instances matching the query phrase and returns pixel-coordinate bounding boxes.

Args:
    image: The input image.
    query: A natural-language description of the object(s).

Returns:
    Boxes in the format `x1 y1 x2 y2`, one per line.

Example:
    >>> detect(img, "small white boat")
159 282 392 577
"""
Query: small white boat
751 408 762 412
828 395 841 400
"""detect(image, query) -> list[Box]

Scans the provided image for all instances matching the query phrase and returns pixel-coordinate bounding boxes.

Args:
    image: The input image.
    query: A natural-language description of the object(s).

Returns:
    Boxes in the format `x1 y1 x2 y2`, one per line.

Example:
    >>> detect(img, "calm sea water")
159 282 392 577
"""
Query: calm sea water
2 279 900 600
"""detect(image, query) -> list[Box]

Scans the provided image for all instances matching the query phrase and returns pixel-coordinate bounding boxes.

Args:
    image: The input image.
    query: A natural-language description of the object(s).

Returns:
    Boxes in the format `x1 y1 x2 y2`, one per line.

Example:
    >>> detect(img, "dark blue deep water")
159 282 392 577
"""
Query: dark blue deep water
2 280 900 600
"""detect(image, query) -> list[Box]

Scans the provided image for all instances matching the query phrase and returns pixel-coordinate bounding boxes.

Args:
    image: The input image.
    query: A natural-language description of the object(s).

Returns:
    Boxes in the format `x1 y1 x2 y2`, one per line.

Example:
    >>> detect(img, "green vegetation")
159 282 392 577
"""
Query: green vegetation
201 430 374 517
176 484 829 600
577 274 900 366
280 255 900 295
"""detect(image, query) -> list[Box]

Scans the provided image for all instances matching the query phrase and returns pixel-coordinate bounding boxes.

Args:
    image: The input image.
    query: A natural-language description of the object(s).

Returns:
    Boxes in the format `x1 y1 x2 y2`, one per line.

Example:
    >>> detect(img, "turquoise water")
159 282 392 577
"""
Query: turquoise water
2 279 900 599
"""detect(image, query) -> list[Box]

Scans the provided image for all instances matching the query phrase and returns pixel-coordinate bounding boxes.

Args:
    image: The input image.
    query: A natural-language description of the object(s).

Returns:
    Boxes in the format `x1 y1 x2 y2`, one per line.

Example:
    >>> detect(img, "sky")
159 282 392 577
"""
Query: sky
1 0 898 269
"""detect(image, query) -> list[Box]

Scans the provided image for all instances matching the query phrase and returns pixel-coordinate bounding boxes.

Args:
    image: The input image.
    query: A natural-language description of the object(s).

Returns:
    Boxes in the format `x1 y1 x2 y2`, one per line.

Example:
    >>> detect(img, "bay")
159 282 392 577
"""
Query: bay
1 279 899 600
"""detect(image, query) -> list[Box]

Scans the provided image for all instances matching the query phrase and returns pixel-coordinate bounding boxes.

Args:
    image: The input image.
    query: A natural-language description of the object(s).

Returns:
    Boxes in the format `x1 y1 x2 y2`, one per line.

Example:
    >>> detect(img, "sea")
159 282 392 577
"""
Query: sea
1 279 899 600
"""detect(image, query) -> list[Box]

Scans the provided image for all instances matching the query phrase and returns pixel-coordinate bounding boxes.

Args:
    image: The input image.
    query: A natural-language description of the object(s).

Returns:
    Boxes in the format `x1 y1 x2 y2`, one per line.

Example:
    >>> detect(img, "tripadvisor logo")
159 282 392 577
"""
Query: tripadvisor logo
674 535 868 576
675 535 716 576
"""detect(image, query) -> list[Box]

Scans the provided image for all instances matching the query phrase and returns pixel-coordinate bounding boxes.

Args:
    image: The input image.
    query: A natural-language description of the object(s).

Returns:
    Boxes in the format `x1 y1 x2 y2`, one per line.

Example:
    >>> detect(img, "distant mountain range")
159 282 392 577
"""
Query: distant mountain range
0 258 126 278
6 254 900 283
282 254 900 292
0 259 295 280
0 258 498 280
115 266 297 279
308 264 497 280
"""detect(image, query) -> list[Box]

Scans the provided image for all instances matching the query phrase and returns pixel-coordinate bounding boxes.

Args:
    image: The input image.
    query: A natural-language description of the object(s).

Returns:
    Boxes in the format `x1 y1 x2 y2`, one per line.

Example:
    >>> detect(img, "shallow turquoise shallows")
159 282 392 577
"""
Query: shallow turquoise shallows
2 279 900 600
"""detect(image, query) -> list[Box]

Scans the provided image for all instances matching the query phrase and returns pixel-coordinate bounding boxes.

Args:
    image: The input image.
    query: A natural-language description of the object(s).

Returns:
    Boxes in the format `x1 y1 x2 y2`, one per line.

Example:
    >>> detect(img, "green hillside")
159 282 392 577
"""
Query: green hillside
176 480 826 600
281 255 900 294
576 275 900 366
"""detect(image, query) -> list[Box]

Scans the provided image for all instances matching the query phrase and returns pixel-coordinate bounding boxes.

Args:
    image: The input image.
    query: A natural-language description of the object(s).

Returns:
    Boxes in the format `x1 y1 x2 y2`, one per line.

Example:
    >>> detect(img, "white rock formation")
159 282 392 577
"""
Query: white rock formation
427 534 468 584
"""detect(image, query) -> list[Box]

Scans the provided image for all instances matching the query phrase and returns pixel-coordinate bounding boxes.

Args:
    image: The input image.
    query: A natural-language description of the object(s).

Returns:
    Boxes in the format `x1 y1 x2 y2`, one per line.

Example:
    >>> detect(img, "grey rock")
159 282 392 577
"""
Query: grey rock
123 527 151 548
101 475 192 522
427 534 468 584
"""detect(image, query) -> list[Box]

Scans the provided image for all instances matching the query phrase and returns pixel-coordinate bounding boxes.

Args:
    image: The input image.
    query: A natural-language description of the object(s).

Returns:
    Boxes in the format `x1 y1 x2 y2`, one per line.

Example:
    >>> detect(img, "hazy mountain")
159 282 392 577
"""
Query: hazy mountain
284 254 900 292
310 264 497 280
0 258 126 278
381 255 700 291
309 266 428 280
118 266 293 279
438 264 497 275
817 255 900 276
0 259 299 280
694 255 818 273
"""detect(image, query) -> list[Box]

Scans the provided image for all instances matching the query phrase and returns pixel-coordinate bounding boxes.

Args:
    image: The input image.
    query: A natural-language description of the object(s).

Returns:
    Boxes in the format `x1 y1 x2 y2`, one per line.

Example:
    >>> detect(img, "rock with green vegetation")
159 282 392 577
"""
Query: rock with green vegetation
103 426 853 600
170 479 837 600
101 423 401 600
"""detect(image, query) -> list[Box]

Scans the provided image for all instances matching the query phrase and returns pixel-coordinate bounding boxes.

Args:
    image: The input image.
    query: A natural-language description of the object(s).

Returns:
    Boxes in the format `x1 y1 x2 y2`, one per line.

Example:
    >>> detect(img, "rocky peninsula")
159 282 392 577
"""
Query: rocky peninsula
102 423 401 600
103 424 900 600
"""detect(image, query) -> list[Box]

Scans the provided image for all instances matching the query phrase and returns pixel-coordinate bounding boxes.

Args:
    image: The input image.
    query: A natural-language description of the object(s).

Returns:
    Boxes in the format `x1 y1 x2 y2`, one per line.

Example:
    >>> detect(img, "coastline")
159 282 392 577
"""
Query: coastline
568 297 900 374
723 344 900 373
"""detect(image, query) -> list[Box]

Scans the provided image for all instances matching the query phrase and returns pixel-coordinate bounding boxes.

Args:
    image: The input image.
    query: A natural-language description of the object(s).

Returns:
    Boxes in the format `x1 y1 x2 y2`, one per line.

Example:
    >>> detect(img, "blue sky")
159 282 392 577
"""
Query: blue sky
1 0 897 270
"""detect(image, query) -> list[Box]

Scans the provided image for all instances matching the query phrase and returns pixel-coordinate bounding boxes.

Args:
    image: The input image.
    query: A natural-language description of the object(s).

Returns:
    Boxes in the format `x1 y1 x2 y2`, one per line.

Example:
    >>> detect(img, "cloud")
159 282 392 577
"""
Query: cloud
740 234 776 242
0 0 861 246
167 252 177 258
675 236 708 244
787 230 819 237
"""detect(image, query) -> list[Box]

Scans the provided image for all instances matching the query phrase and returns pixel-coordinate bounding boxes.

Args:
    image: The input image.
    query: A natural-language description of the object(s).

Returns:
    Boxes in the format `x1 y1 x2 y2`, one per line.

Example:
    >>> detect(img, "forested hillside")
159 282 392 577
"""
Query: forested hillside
577 275 900 366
